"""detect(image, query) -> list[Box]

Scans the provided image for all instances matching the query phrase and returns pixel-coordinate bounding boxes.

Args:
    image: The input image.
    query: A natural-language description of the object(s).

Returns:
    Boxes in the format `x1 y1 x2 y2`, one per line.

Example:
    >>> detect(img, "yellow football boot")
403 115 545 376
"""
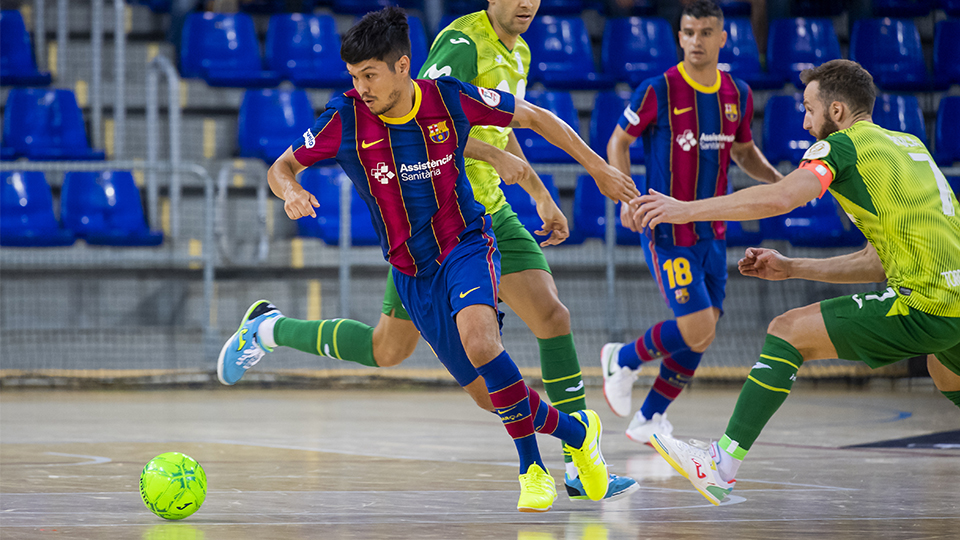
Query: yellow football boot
517 463 557 512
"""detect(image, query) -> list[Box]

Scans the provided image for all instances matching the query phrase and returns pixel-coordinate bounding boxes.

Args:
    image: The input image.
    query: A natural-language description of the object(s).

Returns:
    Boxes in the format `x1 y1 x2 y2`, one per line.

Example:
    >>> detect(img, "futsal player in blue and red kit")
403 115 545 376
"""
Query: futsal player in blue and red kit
601 0 783 444
216 7 640 512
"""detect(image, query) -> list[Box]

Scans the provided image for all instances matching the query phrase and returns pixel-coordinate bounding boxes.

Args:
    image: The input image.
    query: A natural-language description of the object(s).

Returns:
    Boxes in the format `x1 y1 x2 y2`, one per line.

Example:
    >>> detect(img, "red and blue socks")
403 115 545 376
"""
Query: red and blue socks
618 319 702 420
527 385 586 449
477 351 544 474
717 334 805 481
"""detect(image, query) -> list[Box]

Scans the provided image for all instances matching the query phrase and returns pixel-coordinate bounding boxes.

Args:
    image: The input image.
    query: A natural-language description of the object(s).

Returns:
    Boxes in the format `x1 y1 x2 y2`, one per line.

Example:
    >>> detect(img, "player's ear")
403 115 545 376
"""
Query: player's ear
396 55 410 77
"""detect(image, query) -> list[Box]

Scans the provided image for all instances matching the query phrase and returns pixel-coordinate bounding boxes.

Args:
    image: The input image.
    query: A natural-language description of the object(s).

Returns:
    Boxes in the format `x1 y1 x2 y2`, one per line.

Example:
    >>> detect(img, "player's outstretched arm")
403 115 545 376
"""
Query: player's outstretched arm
464 137 532 186
268 147 319 220
730 141 783 184
632 166 822 229
510 98 639 204
740 244 886 284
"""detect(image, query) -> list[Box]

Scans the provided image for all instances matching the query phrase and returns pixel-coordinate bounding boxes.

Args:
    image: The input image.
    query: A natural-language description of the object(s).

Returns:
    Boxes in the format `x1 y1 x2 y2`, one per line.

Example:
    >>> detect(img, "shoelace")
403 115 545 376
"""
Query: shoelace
236 342 265 369
521 471 551 495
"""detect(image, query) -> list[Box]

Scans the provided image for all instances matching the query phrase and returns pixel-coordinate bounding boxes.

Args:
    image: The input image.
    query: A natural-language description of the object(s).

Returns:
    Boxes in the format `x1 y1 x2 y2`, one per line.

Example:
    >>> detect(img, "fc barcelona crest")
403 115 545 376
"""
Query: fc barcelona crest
724 103 739 122
675 287 689 304
428 121 450 144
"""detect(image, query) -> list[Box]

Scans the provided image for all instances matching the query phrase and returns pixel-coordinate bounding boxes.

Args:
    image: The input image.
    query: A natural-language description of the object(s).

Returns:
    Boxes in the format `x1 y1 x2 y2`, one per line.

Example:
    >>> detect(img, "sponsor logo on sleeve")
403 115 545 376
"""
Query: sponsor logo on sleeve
424 64 452 79
303 128 316 149
478 87 501 107
802 140 831 161
623 106 640 126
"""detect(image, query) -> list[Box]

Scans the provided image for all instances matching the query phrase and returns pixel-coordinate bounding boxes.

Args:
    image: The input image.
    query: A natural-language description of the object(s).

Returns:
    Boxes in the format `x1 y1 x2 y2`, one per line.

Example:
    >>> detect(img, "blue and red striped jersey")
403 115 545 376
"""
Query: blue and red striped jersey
292 77 515 277
619 63 754 247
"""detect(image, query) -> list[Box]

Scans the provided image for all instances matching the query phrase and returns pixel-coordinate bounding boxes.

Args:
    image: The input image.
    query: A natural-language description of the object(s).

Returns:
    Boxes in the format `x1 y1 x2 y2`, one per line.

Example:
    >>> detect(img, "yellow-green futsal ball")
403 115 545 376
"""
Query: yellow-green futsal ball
139 452 207 520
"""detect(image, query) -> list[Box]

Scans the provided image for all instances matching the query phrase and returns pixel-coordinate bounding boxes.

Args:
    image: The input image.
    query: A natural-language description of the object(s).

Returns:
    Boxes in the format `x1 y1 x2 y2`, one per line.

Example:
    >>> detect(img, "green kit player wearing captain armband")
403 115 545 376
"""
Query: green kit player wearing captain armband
219 0 639 501
631 59 960 506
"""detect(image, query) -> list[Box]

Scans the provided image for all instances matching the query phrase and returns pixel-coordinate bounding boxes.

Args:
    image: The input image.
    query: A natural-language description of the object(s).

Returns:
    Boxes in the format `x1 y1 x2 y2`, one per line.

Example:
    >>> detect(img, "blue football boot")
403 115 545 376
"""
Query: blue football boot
565 473 640 501
217 300 282 385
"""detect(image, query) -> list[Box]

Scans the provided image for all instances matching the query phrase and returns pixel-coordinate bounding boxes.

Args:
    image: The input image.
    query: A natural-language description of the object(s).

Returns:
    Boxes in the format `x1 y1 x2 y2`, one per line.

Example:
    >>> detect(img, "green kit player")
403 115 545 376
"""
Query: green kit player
632 59 960 505
229 0 639 500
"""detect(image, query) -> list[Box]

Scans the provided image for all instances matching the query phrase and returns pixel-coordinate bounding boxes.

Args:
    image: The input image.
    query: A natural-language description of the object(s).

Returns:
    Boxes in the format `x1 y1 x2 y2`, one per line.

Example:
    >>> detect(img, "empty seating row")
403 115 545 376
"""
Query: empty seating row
0 171 162 247
1 88 105 161
172 12 960 91
179 12 428 88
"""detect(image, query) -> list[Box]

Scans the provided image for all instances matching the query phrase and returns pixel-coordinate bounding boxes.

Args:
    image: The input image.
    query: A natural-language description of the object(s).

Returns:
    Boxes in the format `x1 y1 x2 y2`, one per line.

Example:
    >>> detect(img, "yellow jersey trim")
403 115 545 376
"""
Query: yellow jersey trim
677 62 722 94
379 82 422 125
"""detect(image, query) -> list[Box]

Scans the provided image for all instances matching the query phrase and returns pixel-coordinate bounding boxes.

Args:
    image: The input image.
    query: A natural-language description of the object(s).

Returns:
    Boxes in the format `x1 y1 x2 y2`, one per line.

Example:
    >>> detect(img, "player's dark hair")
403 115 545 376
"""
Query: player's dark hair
340 6 412 71
681 0 724 25
800 59 877 117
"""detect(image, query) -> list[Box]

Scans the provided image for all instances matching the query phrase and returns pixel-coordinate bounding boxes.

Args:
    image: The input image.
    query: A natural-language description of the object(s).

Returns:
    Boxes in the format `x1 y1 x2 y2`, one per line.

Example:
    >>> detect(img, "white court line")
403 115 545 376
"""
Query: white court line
23 452 112 467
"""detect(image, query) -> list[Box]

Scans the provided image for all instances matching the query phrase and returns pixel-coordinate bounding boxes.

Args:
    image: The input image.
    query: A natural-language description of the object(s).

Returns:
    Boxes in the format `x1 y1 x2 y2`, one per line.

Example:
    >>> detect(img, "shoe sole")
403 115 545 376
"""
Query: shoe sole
216 299 270 386
649 434 722 507
517 504 553 513
624 429 655 447
568 478 640 502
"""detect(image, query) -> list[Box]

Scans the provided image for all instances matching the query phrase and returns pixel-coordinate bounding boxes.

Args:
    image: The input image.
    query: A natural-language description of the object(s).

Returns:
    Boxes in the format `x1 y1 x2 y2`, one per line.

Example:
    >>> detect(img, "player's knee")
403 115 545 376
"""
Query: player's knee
766 311 799 342
533 300 571 338
685 327 716 352
374 346 411 367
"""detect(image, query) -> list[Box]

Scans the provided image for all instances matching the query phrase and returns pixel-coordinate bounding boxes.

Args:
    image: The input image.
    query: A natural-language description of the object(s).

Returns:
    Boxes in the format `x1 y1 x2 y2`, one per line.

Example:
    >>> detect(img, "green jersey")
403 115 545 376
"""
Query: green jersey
417 11 531 215
801 121 960 317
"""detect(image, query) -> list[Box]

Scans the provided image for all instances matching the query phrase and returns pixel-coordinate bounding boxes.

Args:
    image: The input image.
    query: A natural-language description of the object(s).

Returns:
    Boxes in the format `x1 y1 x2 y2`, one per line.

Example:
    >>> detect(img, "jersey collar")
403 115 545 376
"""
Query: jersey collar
481 10 515 53
379 80 422 125
677 62 722 94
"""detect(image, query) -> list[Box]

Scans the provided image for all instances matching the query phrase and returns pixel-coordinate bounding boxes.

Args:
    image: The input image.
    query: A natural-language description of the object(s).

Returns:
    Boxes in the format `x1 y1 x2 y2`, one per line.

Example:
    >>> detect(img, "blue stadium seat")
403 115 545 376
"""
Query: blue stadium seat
762 94 813 166
718 0 752 15
60 171 163 246
0 171 75 247
0 10 51 86
590 91 644 161
0 88 105 161
499 175 562 238
719 17 782 89
297 167 379 246
514 90 579 163
179 12 281 88
850 18 930 91
872 93 927 146
935 96 960 165
238 89 316 163
766 18 841 88
943 0 960 16
602 17 677 88
934 20 960 89
407 15 429 80
782 191 865 248
570 174 644 245
872 0 933 17
538 0 584 15
266 14 351 88
725 219 764 246
526 16 614 89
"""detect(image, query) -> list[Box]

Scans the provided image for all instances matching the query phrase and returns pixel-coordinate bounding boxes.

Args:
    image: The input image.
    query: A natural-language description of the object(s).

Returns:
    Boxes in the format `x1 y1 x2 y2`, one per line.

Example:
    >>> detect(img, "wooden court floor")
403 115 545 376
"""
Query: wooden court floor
1 384 958 539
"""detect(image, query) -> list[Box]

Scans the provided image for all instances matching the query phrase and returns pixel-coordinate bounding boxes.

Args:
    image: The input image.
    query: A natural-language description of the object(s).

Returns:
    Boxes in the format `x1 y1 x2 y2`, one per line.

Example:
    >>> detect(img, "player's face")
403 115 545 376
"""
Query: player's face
678 15 727 70
488 0 540 37
347 56 409 116
802 81 841 140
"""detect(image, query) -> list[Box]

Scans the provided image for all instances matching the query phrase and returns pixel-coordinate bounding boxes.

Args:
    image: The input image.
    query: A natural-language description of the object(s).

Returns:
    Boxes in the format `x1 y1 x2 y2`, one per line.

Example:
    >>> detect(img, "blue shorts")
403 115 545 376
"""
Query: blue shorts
642 239 727 317
391 228 502 387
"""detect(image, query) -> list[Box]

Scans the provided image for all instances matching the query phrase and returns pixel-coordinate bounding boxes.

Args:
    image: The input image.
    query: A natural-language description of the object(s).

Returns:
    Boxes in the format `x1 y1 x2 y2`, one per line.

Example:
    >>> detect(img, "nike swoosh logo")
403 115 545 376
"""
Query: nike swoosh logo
237 328 247 351
449 37 470 45
673 106 693 115
565 380 584 392
361 139 384 149
459 286 481 299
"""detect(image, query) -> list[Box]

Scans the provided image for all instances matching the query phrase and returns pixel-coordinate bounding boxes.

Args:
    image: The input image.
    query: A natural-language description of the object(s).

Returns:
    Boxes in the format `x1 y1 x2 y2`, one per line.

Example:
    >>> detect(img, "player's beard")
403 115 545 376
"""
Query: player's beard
815 111 841 140
369 88 402 116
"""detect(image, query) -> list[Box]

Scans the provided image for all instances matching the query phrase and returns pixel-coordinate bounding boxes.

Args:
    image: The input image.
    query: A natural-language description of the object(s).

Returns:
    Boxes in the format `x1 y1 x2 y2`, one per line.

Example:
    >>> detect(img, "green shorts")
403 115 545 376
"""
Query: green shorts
381 204 550 321
821 287 960 377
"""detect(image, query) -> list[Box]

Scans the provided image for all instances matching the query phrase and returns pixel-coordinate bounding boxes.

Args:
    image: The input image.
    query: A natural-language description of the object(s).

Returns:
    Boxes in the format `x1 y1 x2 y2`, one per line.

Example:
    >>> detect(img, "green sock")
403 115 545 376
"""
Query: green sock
538 334 586 414
273 317 377 367
537 334 586 473
720 334 804 460
942 390 960 409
